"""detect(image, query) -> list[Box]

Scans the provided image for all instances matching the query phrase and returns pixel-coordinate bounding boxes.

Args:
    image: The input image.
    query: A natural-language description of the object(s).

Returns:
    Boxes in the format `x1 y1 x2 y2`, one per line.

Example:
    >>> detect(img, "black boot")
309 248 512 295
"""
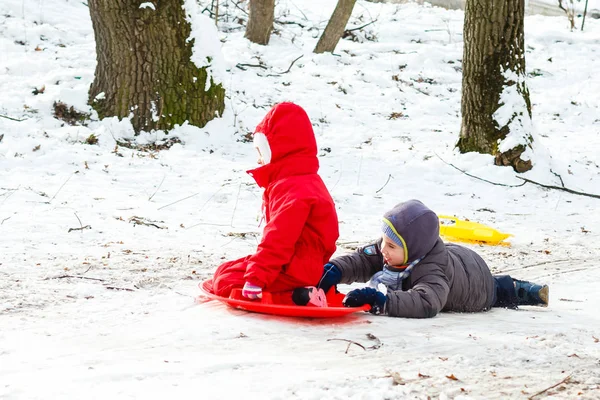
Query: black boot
514 279 549 307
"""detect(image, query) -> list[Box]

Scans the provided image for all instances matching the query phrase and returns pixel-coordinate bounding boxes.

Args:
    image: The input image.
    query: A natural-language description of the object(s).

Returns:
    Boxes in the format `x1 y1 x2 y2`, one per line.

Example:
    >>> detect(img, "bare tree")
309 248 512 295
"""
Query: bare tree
314 0 357 54
458 0 533 172
245 0 275 45
88 0 225 134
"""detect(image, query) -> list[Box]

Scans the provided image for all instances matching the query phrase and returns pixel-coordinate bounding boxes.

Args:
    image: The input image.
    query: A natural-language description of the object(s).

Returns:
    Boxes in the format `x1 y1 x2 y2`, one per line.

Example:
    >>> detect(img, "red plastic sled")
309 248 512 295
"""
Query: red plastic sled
199 279 371 318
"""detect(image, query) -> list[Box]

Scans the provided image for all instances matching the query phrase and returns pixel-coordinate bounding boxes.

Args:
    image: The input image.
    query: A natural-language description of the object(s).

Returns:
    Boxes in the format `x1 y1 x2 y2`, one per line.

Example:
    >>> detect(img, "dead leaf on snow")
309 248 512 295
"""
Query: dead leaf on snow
388 371 405 386
446 374 459 381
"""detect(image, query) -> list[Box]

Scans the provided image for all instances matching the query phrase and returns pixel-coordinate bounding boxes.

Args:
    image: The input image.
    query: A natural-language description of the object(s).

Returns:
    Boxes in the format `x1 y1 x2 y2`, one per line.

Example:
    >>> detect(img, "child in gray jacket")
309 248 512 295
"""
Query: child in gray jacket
319 199 549 318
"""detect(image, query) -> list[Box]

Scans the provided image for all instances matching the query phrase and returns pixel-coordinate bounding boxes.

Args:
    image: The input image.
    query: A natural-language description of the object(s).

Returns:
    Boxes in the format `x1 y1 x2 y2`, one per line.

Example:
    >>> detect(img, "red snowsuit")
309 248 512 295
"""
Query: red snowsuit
211 103 339 302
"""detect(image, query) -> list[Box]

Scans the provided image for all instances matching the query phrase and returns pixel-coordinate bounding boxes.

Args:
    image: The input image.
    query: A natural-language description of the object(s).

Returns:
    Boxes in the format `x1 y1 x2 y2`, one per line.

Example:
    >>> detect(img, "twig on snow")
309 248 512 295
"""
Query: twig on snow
50 174 73 203
516 177 600 199
1 187 19 206
275 20 306 28
236 63 267 71
328 333 382 354
528 375 572 400
129 216 166 229
148 174 166 201
68 225 91 233
550 169 565 187
375 174 393 193
68 212 91 232
157 192 200 210
328 338 366 353
263 55 304 77
231 183 241 227
1 216 12 225
345 19 377 33
105 286 135 292
435 153 526 187
0 114 26 122
45 275 105 281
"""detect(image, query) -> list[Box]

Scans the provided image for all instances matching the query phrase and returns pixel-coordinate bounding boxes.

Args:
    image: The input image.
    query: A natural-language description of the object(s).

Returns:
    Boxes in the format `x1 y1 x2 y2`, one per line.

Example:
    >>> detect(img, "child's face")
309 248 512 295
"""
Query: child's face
381 234 406 266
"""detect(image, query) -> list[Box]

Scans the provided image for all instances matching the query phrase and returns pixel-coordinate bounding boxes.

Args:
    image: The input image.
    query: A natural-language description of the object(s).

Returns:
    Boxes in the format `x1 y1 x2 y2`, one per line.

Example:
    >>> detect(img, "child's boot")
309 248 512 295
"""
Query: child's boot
514 279 549 307
292 286 328 307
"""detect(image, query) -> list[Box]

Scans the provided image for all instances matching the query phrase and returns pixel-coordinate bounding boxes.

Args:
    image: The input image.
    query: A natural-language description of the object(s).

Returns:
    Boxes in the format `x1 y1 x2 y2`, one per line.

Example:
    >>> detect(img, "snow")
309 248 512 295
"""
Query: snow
139 2 156 10
183 0 226 88
1 0 600 399
494 68 534 161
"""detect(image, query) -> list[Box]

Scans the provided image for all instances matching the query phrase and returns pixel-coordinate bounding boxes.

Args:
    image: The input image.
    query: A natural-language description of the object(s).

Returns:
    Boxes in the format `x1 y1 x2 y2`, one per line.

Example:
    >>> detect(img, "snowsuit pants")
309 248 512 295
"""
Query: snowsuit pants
211 256 315 305
492 275 519 308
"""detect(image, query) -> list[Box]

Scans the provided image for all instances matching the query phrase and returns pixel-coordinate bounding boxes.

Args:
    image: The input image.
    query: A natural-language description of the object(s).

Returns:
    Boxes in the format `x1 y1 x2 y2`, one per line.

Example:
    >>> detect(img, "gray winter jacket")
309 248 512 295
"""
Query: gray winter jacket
329 238 496 318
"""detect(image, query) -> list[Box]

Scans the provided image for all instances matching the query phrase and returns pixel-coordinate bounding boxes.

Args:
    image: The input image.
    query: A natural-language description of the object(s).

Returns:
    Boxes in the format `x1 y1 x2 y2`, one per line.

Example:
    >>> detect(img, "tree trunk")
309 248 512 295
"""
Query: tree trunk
314 0 357 54
88 0 225 134
245 0 275 45
458 0 533 173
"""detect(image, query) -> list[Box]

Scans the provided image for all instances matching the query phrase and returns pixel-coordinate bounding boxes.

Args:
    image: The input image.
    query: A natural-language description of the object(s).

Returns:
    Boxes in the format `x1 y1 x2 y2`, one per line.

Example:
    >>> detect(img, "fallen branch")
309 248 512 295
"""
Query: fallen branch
528 375 572 400
0 114 26 122
516 177 600 199
46 275 105 281
436 153 526 187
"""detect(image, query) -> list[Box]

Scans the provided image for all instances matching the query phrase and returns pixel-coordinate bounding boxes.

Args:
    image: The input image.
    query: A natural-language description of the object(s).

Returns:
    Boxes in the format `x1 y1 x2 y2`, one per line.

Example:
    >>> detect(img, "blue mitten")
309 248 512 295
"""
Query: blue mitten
343 287 387 314
317 263 342 293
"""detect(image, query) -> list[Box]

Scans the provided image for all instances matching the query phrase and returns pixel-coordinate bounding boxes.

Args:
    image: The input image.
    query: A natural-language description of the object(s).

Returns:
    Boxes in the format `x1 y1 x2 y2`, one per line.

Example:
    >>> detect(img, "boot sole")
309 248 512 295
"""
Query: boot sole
538 285 549 307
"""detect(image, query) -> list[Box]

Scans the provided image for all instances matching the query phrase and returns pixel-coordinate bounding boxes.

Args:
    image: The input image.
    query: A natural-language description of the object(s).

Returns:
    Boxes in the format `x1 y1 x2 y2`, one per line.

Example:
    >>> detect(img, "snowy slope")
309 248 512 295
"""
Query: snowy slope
1 0 600 399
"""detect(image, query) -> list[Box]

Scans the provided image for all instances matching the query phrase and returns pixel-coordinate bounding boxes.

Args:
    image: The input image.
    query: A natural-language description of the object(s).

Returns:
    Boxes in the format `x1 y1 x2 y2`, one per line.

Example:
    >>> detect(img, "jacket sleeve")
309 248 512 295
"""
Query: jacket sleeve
244 182 312 288
385 262 450 318
329 239 384 284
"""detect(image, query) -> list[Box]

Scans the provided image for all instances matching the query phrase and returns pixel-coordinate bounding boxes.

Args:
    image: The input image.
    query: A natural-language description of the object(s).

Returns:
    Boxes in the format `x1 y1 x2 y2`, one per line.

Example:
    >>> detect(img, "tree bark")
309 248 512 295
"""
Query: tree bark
245 0 275 45
314 0 357 54
88 0 225 134
458 0 533 173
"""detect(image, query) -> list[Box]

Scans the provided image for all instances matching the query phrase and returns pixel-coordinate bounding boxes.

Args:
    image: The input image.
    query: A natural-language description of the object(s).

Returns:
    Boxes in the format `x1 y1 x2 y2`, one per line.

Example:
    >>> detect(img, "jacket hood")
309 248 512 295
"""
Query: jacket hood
382 199 440 264
247 102 319 188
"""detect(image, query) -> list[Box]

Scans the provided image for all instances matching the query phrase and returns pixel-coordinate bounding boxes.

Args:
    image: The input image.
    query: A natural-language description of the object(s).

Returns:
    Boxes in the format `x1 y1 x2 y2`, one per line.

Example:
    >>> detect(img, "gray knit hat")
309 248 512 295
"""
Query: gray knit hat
381 199 440 264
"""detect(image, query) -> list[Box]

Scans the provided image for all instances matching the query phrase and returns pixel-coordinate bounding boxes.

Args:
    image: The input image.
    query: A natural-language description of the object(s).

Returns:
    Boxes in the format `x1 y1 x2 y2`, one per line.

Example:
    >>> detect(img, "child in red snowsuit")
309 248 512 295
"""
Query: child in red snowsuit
210 102 339 305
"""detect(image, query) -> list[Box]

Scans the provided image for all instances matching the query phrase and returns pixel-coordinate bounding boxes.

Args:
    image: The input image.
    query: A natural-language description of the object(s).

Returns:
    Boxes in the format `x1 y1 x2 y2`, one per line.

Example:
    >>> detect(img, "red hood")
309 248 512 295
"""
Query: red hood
247 103 319 188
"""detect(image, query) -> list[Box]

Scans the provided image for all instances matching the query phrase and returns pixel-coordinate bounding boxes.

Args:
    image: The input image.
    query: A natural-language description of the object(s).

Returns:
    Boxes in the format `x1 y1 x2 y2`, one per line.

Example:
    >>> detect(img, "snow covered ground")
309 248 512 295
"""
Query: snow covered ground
1 0 600 398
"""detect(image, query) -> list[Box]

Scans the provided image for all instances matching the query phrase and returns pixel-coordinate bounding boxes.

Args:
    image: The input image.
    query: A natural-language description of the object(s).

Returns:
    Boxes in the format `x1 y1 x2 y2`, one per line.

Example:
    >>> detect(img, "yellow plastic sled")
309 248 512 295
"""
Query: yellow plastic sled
438 215 511 246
